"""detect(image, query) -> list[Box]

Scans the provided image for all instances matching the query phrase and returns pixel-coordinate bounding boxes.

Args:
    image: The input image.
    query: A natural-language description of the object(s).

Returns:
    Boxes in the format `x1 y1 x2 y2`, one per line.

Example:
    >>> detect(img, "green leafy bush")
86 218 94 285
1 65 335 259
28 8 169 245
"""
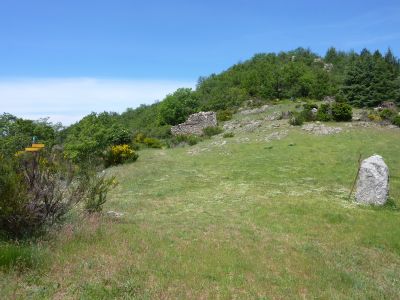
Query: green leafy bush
223 132 235 138
143 137 163 149
316 104 333 121
368 113 382 122
379 109 397 121
202 126 223 137
104 144 138 167
289 112 305 126
393 115 400 127
84 174 117 213
217 109 234 122
331 103 352 121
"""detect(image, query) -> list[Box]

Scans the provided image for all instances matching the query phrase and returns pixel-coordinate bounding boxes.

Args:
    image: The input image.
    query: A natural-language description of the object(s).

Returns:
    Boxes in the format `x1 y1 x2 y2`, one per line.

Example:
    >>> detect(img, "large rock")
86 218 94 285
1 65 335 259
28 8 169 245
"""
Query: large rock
171 111 217 136
355 155 389 205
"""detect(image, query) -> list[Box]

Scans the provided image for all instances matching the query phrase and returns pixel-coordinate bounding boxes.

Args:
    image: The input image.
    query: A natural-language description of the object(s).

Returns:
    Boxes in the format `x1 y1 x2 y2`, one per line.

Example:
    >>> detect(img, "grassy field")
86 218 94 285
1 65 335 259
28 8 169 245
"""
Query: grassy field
1 107 400 299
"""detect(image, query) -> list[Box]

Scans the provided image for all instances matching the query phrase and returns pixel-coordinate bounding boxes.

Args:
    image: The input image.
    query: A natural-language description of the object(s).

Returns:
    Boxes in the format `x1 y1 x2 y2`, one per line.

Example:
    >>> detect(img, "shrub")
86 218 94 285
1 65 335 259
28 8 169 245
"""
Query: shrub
316 104 333 121
104 144 138 167
143 137 163 149
203 126 223 137
393 115 400 127
84 174 117 213
134 132 146 143
368 113 382 122
0 153 87 238
217 109 234 122
289 112 305 126
223 132 235 138
331 103 352 121
379 109 397 121
167 135 201 147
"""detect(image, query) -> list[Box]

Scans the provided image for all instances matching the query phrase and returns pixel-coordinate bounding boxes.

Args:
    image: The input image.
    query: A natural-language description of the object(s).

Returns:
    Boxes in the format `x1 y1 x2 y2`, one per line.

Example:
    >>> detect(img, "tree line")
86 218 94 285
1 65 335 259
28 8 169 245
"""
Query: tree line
1 47 399 161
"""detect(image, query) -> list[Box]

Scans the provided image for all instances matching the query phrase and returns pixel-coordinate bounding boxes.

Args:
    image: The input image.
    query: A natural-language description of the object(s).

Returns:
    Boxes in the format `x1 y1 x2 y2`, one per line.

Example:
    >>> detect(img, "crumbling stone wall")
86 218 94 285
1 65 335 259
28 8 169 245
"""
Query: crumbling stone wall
171 111 217 135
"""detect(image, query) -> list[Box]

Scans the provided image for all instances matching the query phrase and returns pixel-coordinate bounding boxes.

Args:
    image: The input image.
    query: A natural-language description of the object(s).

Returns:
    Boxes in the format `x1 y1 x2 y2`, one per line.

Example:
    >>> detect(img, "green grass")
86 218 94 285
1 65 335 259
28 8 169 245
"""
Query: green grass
1 113 400 298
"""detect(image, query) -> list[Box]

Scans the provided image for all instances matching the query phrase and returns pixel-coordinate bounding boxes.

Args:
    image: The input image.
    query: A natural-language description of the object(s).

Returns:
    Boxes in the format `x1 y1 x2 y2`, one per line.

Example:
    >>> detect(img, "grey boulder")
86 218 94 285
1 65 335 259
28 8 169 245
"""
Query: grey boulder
355 155 389 205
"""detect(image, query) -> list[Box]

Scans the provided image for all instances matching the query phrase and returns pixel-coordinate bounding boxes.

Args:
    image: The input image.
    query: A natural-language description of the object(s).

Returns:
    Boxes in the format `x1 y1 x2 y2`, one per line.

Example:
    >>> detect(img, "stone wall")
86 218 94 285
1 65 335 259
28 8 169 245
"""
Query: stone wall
171 111 217 136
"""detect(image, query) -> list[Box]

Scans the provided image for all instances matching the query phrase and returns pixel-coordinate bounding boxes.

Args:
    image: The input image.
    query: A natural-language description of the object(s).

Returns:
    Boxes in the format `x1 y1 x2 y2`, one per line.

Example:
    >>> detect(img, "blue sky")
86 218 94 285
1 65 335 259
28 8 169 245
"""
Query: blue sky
1 0 399 124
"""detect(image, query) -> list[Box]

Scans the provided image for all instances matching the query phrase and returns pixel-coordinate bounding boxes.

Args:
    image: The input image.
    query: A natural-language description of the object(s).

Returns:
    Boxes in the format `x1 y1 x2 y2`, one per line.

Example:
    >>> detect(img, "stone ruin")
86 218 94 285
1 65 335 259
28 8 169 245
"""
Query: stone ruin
171 111 217 136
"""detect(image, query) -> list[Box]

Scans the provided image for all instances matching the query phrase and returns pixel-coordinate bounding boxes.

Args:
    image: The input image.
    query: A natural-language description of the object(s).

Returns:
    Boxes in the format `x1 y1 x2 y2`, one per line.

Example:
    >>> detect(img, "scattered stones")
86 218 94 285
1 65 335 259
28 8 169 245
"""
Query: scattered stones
106 211 124 219
243 120 262 132
239 104 269 115
355 155 389 205
171 112 217 136
265 130 288 142
301 123 342 135
265 112 281 121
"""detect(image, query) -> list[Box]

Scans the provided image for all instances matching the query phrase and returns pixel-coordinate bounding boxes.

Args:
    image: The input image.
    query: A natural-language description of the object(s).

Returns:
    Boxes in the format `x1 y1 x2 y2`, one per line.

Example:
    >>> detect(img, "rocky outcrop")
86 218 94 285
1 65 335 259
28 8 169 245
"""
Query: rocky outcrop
301 123 342 135
171 112 217 136
355 155 389 205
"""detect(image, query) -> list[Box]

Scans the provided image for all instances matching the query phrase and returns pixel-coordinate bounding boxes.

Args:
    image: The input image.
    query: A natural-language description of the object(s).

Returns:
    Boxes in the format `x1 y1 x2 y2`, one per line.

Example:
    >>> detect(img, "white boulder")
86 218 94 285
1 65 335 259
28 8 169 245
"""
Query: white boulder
355 155 389 205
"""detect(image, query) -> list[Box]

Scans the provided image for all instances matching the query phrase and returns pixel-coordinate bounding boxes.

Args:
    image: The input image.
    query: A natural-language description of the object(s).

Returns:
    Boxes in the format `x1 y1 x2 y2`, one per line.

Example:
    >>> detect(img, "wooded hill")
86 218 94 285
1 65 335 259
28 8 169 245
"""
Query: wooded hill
1 47 400 161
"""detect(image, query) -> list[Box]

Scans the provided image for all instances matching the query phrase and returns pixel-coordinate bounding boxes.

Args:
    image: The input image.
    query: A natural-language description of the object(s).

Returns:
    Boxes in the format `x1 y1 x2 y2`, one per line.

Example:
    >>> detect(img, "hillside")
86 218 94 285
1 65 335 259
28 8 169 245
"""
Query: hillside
2 103 399 299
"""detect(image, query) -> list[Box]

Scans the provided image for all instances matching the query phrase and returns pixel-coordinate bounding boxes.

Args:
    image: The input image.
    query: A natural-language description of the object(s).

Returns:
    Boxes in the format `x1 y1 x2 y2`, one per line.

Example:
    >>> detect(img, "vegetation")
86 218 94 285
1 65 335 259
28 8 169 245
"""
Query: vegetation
1 47 400 297
84 174 117 213
0 152 87 238
202 126 223 137
331 103 353 121
1 118 399 298
104 144 138 167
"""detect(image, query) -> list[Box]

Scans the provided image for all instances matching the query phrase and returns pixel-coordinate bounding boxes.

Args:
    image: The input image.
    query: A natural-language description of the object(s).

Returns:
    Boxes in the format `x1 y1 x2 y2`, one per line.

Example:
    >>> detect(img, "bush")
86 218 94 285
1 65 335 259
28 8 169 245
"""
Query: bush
368 113 382 122
143 137 163 149
316 104 333 121
0 153 87 238
217 109 234 122
202 126 223 137
167 135 201 147
380 109 397 121
84 174 117 213
331 103 352 121
289 112 305 126
104 144 138 167
393 115 400 127
223 132 235 138
134 132 146 143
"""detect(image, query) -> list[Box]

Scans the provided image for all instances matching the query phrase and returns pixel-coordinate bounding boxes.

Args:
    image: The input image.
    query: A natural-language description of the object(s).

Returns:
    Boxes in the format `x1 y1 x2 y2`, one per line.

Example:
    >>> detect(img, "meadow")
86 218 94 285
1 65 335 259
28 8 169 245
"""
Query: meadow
1 108 400 299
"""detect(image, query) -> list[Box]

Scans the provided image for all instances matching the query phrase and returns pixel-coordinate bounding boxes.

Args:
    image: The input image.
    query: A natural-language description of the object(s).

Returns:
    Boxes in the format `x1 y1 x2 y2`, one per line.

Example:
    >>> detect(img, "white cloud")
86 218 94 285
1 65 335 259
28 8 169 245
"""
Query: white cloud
0 78 195 125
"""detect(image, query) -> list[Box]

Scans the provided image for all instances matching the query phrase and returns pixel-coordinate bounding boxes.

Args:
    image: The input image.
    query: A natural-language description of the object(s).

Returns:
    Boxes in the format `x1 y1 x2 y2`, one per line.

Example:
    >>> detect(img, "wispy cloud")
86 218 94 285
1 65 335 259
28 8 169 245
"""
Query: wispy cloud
0 78 195 125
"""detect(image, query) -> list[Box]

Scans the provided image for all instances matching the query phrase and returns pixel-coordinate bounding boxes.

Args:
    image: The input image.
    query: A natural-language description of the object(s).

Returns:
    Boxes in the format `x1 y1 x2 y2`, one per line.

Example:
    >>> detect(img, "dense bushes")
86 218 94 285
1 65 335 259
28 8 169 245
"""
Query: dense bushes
104 144 138 167
0 151 117 238
63 112 131 165
143 137 163 149
331 103 353 121
393 115 400 127
0 153 86 238
316 104 333 121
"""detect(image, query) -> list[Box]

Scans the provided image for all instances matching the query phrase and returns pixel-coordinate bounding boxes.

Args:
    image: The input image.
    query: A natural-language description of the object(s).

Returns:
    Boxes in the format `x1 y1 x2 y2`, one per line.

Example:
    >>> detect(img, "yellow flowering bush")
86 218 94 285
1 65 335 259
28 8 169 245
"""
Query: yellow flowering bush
104 144 138 167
